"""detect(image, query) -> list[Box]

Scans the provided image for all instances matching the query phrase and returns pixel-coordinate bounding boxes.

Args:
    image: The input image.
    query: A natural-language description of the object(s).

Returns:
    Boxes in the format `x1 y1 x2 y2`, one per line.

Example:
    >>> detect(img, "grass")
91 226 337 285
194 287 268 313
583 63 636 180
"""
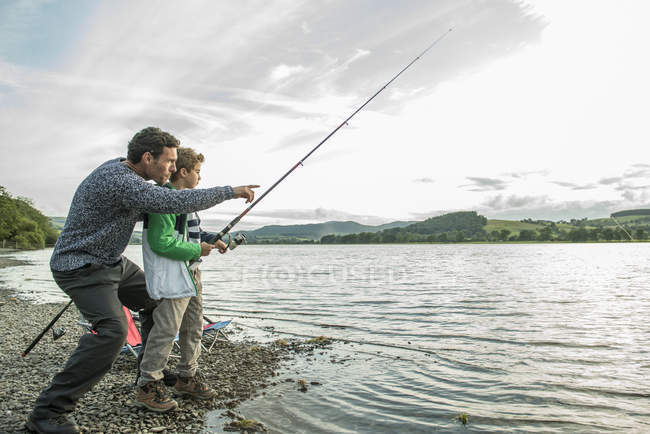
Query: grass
483 220 544 236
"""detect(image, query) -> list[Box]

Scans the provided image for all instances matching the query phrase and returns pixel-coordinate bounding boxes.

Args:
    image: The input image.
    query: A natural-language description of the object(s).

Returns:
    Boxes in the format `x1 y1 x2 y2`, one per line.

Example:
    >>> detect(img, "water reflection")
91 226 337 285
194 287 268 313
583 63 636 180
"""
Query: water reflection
2 244 650 432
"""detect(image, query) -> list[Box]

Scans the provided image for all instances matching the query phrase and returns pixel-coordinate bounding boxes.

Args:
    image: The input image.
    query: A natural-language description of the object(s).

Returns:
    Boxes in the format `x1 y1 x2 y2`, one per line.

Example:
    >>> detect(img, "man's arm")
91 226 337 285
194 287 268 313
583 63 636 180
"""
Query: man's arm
147 213 202 261
117 173 234 214
114 171 258 214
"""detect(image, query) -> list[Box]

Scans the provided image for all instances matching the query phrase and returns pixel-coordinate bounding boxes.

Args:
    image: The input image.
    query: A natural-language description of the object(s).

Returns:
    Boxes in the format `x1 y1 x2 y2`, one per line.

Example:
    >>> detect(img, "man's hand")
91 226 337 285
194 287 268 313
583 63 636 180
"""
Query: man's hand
215 239 228 254
200 242 214 257
233 185 260 203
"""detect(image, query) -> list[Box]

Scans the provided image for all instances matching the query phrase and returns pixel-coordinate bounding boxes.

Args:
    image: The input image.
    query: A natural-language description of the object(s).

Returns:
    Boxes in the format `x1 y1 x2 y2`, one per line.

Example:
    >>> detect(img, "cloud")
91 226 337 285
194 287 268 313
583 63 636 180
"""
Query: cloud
504 169 550 179
461 176 509 191
482 194 550 210
480 197 622 220
0 0 547 216
413 177 434 184
478 193 650 221
408 209 458 220
599 176 622 185
229 207 397 226
551 181 597 190
269 64 308 82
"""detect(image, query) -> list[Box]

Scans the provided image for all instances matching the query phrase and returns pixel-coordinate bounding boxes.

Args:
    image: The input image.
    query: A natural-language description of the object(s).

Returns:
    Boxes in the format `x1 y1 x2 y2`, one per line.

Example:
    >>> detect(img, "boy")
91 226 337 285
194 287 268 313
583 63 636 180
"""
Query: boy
136 147 227 412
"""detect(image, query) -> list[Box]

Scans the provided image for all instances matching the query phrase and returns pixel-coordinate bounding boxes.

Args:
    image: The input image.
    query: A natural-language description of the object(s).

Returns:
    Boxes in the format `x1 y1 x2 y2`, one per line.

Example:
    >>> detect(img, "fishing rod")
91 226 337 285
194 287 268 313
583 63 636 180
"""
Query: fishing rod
610 214 634 241
22 299 73 357
215 28 453 243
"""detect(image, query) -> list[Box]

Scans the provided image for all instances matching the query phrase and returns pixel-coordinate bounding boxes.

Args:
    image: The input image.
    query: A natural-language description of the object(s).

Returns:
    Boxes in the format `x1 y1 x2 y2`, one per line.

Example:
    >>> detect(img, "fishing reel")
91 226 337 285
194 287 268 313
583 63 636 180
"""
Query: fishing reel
52 327 66 340
224 233 247 250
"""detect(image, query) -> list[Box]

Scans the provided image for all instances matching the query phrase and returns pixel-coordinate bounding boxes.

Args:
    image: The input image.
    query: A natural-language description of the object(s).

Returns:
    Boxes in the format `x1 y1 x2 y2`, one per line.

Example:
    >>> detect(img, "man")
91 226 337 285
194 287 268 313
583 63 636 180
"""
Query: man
27 127 258 434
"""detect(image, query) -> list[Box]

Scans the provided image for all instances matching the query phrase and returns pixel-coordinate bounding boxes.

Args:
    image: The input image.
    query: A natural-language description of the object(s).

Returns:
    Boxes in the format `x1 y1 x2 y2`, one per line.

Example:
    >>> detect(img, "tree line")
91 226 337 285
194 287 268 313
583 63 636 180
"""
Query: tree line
319 211 646 244
0 186 58 249
320 226 644 244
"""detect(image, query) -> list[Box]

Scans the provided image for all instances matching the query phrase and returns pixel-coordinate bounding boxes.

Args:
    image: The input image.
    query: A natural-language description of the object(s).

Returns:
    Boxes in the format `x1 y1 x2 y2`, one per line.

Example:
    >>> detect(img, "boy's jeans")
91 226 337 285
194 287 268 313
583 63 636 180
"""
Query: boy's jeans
138 269 203 385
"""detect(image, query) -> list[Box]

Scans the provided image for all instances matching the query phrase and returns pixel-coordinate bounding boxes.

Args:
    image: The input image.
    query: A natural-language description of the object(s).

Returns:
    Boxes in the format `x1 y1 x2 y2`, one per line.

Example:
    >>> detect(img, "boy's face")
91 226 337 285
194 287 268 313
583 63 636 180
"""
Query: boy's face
183 161 201 189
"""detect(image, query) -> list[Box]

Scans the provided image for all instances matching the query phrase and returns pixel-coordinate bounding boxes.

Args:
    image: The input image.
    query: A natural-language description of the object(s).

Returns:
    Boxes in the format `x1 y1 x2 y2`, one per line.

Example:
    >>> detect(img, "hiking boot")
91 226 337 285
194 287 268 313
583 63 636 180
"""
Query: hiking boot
135 368 177 387
174 373 217 399
135 380 178 412
26 413 80 434
162 369 178 387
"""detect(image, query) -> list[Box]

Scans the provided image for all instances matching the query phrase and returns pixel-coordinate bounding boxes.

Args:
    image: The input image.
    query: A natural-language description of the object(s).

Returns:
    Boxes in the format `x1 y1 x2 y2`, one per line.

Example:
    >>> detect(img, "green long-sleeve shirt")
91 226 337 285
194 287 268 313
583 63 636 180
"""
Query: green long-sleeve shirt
146 212 201 261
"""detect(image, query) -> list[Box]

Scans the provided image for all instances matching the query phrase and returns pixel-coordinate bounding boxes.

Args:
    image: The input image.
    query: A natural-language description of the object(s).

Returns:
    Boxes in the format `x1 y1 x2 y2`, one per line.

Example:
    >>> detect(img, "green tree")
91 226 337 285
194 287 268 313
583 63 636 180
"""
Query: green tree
15 231 45 249
498 229 511 241
588 228 601 241
568 227 589 242
635 228 647 240
518 229 536 241
0 186 59 248
537 226 553 241
602 228 615 241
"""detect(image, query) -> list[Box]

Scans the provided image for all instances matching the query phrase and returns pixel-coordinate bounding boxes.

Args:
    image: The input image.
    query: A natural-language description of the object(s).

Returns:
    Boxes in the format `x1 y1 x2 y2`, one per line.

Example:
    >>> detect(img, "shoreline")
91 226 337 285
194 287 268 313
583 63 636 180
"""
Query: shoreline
0 269 330 433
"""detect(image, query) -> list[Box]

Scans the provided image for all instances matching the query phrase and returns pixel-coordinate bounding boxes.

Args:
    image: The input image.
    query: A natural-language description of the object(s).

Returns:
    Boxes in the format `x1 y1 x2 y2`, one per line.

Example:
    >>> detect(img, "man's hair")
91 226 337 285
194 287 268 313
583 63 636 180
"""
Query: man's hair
127 127 180 163
170 147 204 182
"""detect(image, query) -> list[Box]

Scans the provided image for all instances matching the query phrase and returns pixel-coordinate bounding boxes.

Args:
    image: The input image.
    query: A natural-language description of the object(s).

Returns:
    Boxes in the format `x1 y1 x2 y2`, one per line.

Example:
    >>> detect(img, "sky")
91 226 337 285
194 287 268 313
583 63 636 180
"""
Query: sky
1 0 649 229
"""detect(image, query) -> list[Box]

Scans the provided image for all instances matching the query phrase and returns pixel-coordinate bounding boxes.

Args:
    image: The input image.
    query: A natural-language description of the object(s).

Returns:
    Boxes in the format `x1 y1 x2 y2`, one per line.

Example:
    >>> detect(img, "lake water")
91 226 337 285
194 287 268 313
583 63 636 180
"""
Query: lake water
2 243 650 432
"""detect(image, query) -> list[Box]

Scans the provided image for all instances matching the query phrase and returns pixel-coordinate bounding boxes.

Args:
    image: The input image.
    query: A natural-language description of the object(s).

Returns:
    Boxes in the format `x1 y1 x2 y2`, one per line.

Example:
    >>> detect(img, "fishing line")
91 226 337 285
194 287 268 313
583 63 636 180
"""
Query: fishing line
230 319 441 359
610 215 634 241
215 28 454 242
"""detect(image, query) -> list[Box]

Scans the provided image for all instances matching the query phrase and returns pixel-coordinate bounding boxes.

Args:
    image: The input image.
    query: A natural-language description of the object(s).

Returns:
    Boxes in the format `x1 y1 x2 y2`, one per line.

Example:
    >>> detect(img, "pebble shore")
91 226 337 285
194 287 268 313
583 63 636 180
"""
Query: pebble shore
0 261 331 433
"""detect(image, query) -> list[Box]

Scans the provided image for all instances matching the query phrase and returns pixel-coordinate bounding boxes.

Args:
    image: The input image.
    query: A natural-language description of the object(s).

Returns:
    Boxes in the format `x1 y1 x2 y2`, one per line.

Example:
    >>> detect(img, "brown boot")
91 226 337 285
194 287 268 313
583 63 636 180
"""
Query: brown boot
135 380 178 412
173 374 216 399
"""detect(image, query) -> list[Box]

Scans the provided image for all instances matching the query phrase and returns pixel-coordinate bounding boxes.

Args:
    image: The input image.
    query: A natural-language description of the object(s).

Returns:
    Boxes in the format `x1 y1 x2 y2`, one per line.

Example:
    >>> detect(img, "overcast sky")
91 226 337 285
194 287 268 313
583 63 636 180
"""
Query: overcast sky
1 0 649 229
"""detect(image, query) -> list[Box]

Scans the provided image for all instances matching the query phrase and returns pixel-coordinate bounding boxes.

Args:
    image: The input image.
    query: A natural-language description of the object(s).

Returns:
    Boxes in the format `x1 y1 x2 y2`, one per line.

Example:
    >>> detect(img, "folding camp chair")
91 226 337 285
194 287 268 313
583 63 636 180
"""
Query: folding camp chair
78 306 142 357
120 306 142 357
171 317 231 355
201 319 231 353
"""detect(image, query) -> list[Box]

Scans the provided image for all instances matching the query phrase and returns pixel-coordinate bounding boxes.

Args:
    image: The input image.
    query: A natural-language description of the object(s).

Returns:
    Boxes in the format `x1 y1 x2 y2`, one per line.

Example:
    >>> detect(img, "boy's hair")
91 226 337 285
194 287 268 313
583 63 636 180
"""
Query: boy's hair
127 127 180 163
170 147 204 182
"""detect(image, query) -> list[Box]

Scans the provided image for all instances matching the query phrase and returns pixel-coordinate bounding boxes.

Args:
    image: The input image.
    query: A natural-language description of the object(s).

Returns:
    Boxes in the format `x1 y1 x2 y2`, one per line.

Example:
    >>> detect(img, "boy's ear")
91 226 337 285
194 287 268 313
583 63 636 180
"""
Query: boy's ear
178 167 188 178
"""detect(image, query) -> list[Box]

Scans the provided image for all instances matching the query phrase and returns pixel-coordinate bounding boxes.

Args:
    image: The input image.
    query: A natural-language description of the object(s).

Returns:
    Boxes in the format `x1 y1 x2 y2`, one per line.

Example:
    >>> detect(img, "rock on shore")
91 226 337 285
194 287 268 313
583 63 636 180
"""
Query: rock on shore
0 288 330 433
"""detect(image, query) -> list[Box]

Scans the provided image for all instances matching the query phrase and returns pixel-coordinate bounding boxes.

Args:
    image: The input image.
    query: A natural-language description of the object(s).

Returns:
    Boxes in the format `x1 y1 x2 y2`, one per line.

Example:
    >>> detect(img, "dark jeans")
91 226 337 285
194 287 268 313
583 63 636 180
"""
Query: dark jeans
32 257 157 418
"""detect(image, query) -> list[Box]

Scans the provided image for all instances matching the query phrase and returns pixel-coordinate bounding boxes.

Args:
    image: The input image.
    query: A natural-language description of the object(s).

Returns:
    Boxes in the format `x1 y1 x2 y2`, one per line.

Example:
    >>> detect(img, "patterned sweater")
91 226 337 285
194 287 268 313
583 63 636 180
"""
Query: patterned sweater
50 158 233 272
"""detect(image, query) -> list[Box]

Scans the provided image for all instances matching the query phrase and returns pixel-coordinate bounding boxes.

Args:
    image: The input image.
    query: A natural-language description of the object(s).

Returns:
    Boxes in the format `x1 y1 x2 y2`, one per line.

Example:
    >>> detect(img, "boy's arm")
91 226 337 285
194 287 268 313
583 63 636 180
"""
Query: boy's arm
147 213 202 261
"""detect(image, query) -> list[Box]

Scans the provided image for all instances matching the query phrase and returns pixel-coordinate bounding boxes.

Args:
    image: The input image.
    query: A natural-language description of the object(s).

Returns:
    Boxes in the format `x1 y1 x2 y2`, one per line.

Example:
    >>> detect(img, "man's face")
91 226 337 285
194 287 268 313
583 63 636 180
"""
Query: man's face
146 146 177 185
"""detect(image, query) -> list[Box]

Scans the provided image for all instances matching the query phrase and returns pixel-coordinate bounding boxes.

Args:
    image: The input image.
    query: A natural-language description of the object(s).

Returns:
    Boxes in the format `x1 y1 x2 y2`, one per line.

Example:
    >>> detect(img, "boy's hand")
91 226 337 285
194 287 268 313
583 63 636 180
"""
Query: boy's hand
200 242 214 257
215 239 228 254
233 185 260 203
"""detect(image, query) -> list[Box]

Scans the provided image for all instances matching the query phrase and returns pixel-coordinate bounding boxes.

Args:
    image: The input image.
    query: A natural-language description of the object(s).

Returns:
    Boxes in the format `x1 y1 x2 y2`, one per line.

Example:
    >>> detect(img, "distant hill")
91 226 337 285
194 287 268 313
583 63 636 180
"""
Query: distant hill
611 209 650 218
321 211 488 243
49 217 67 231
46 208 650 246
245 220 414 242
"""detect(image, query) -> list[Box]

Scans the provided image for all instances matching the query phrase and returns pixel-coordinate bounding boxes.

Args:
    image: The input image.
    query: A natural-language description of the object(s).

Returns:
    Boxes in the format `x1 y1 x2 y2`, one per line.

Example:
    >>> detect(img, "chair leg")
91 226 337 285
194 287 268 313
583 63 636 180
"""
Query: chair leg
127 344 138 358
